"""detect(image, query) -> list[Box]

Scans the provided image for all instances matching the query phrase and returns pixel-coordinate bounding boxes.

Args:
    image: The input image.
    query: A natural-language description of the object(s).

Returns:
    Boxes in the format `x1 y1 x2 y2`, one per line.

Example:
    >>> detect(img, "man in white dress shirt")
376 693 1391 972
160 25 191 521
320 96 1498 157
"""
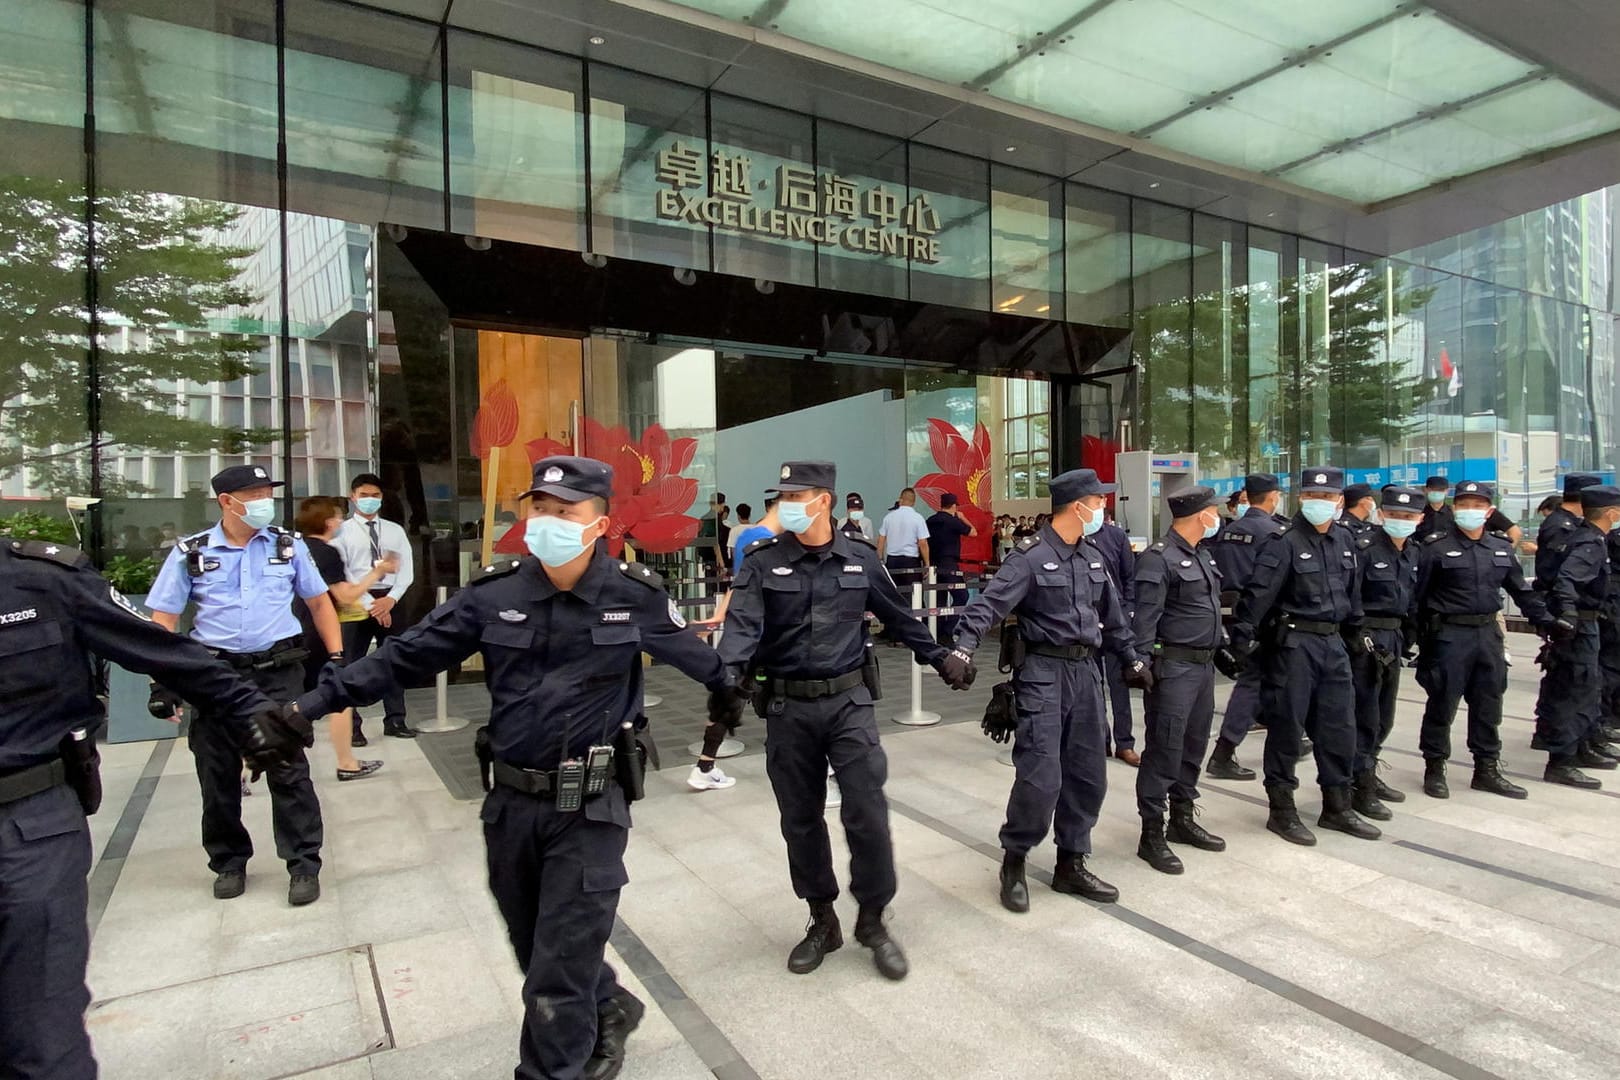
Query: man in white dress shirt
335 474 417 742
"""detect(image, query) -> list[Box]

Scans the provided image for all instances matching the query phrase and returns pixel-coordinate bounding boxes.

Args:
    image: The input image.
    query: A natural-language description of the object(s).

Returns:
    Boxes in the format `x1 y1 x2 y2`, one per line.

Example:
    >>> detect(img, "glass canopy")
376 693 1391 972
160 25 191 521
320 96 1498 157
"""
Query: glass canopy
672 0 1620 205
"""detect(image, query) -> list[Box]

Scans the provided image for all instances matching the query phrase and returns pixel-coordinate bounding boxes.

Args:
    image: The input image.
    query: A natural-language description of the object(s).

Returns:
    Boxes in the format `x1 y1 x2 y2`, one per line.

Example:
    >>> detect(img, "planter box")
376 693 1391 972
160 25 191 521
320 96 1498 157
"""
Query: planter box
104 594 181 744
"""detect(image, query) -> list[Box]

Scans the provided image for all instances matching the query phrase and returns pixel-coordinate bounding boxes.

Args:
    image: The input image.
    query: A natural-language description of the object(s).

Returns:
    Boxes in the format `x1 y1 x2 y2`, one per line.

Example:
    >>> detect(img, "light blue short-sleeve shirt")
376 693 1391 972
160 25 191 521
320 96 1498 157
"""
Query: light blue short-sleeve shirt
878 505 929 557
147 524 330 653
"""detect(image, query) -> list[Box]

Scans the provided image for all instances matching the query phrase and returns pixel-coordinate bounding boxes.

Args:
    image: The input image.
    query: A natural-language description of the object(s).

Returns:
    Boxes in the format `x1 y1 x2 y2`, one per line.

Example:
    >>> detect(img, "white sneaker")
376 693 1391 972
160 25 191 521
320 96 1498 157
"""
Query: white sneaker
825 774 842 809
688 765 736 791
1503 647 1513 667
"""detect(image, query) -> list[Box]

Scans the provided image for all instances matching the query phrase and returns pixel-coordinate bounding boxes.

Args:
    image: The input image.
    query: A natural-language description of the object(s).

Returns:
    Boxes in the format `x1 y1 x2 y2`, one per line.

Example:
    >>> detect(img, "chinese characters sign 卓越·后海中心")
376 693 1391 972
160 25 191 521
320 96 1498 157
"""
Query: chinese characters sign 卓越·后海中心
652 140 944 265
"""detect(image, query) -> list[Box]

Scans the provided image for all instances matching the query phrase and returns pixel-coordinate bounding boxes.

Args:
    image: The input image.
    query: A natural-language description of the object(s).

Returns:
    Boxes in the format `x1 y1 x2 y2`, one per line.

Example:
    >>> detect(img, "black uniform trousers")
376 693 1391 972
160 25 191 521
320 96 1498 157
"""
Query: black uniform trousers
1135 658 1215 820
1100 653 1135 752
1002 654 1108 855
0 784 93 1080
1350 627 1403 772
1601 613 1620 728
189 661 322 877
1417 623 1508 762
342 611 408 733
764 687 896 909
1533 624 1601 763
481 784 629 1080
1218 664 1265 746
1259 632 1355 790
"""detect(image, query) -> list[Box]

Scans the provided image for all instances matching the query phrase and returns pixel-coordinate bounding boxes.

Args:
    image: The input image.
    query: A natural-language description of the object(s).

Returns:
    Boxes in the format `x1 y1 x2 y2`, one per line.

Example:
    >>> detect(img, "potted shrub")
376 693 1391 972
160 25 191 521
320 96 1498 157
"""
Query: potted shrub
100 554 181 743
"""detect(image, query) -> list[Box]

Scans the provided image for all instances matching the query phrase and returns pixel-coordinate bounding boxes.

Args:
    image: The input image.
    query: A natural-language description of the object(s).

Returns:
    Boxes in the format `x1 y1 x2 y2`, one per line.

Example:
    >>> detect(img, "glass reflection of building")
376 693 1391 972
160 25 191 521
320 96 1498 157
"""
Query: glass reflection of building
2 0 1618 613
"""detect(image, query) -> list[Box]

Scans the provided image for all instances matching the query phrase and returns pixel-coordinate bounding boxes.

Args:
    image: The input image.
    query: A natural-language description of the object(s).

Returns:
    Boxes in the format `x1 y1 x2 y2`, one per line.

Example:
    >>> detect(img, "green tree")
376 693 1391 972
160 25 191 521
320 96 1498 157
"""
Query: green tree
0 176 277 495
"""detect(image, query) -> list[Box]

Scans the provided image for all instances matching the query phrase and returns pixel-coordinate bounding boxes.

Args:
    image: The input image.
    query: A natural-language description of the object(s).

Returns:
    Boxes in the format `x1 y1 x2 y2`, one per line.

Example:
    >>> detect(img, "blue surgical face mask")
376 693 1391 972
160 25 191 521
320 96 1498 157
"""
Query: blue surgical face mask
355 496 383 516
1427 492 1446 507
1300 499 1337 526
1201 512 1221 540
778 497 824 535
1382 518 1418 540
1453 508 1489 531
232 496 276 530
524 515 601 567
848 510 864 522
1078 502 1103 537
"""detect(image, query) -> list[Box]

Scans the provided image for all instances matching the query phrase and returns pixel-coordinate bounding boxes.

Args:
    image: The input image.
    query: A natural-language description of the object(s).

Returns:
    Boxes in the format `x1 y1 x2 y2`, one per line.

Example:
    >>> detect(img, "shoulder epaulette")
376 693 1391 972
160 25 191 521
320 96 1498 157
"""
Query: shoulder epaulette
266 525 303 539
618 560 665 589
845 532 876 550
1277 524 1293 536
1149 540 1166 552
469 557 523 584
180 529 211 548
7 539 89 568
743 535 779 555
1422 531 1449 544
1489 530 1512 541
1017 535 1040 552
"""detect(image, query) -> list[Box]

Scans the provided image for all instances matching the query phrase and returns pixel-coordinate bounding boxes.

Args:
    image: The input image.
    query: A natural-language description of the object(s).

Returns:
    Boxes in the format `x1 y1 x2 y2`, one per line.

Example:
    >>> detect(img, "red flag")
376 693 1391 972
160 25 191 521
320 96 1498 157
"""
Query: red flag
1438 347 1460 398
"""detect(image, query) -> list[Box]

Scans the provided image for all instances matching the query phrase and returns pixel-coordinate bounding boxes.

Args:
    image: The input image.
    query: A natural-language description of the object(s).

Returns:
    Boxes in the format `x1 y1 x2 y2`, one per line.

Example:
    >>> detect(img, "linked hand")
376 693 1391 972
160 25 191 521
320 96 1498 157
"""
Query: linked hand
936 648 977 691
147 682 184 723
243 703 315 781
1548 618 1577 644
1212 646 1245 679
1123 659 1154 693
707 685 748 732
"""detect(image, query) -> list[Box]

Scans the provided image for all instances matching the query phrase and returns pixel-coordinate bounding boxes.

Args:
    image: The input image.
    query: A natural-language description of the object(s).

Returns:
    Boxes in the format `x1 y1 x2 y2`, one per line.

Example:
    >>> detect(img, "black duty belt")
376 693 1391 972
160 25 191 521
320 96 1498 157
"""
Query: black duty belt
770 669 865 700
1361 616 1404 630
1282 617 1339 635
1154 644 1214 663
1576 609 1603 622
1025 642 1096 661
206 636 308 671
1439 613 1497 627
492 760 573 798
0 759 67 805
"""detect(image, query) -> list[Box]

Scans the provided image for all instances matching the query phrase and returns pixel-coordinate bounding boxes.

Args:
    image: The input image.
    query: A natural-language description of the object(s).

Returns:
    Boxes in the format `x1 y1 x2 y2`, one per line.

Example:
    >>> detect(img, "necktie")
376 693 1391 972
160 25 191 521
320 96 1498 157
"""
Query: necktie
368 520 381 564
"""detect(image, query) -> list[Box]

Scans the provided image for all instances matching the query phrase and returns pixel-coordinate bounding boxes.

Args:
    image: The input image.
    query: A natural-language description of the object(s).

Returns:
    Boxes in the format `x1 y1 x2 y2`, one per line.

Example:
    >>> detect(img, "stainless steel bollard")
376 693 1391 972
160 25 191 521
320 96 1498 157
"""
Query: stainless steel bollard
413 586 468 733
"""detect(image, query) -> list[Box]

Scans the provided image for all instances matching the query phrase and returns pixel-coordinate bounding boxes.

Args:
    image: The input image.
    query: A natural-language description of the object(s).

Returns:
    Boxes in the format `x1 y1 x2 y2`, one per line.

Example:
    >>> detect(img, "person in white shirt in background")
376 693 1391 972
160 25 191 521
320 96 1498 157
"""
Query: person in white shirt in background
335 473 418 743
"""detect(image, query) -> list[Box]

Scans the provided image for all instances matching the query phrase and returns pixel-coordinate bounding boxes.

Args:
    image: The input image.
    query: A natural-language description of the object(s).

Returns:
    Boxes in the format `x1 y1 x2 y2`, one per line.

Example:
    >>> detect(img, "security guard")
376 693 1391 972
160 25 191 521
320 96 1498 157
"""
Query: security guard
1534 484 1620 788
1531 472 1603 749
1232 467 1378 846
1131 486 1234 875
147 464 339 906
1413 480 1551 799
1 538 302 1080
295 456 735 1080
1601 518 1620 745
952 469 1150 911
1347 486 1425 820
717 461 971 982
1206 473 1287 781
1336 483 1378 542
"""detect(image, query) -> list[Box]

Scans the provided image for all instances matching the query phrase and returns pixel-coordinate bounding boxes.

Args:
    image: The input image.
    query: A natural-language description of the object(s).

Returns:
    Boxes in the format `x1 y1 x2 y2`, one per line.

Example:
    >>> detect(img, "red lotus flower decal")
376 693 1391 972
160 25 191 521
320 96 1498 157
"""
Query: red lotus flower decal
915 418 994 566
470 379 518 459
497 418 701 557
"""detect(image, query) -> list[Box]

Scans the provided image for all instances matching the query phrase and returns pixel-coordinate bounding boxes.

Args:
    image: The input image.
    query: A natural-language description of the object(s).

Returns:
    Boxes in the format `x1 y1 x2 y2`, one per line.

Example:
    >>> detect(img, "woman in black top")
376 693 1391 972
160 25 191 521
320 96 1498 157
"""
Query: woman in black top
295 497 394 781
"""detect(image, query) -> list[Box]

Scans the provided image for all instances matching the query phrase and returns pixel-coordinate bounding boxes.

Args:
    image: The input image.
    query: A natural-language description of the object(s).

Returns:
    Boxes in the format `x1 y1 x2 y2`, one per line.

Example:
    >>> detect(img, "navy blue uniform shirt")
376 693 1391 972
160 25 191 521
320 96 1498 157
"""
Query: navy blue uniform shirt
1356 529 1420 619
1233 515 1363 644
1 541 273 771
1132 530 1222 652
1211 506 1286 596
925 510 972 569
1090 520 1135 609
1546 521 1609 619
1415 529 1548 622
952 524 1139 661
717 530 944 678
1534 506 1584 590
301 553 727 769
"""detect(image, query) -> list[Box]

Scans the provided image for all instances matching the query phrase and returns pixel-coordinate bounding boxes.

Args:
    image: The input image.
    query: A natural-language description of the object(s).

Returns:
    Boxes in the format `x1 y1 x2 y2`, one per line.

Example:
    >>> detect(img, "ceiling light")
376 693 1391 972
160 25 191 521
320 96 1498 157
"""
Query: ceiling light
1004 145 1017 153
1035 304 1050 313
1148 182 1161 189
588 35 606 46
997 294 1025 309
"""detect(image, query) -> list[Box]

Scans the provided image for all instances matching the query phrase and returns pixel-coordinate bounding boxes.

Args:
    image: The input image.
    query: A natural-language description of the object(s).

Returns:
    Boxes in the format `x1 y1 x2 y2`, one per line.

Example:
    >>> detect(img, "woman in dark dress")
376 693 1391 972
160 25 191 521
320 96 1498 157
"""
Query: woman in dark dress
295 497 393 780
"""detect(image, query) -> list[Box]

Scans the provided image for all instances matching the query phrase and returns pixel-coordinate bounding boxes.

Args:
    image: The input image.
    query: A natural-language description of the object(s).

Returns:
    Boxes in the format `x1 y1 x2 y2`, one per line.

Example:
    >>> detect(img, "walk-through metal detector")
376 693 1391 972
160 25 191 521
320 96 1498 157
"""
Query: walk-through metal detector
1115 451 1199 544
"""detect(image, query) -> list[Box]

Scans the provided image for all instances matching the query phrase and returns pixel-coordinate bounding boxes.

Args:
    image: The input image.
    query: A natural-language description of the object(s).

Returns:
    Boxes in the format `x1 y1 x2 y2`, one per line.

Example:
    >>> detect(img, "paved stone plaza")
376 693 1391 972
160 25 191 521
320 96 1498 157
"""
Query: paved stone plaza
83 632 1620 1080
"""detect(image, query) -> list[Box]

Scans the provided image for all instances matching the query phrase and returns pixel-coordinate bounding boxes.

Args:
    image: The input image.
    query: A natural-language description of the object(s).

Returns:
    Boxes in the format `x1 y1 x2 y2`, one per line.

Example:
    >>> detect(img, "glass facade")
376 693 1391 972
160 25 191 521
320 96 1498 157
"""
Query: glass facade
3 0 1618 576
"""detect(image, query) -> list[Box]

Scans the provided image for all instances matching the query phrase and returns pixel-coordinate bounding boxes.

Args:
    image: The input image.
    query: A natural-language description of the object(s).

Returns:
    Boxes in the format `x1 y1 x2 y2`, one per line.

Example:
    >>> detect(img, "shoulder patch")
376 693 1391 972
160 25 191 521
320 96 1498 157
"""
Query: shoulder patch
7 539 89 568
469 558 523 584
618 561 665 589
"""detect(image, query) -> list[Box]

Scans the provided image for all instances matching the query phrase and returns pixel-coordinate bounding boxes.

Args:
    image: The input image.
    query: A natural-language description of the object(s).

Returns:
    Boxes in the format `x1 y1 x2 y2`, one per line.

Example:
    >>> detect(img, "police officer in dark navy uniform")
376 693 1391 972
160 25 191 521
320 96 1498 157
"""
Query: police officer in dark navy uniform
1206 473 1287 781
1534 484 1620 789
1335 483 1379 542
0 538 301 1080
1347 486 1425 821
1600 518 1620 747
952 469 1150 912
1233 467 1379 846
294 456 735 1080
1131 486 1234 876
1419 475 1455 536
1531 473 1603 749
147 464 339 906
717 461 971 982
1413 480 1551 800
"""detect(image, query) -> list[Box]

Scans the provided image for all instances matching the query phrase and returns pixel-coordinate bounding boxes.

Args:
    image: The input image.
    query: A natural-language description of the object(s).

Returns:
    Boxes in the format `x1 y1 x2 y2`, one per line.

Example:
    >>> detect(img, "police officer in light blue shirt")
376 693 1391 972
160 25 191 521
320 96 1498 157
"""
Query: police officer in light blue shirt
148 464 341 907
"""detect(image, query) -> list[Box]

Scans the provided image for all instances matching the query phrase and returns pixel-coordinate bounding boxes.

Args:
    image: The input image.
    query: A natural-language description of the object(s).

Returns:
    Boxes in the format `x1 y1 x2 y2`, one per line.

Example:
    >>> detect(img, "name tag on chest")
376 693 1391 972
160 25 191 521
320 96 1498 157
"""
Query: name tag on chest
601 611 632 624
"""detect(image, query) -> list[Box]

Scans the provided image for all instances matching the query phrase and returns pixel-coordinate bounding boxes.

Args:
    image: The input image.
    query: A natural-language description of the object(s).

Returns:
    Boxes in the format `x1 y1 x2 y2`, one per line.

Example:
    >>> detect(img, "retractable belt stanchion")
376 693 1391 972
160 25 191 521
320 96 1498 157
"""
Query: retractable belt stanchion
891 567 941 727
686 611 745 759
414 586 469 733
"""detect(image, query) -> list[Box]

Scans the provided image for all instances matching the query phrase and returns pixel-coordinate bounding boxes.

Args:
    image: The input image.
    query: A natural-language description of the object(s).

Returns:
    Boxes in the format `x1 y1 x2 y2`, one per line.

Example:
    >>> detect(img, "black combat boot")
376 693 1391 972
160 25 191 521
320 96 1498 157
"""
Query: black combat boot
1423 758 1449 799
1318 784 1381 840
1544 761 1602 789
853 906 908 981
1264 783 1316 846
1166 800 1226 851
1372 759 1405 803
787 901 843 974
1351 768 1392 820
583 988 646 1080
1136 817 1183 875
1471 757 1528 798
1577 741 1619 770
1205 736 1255 781
1051 850 1119 902
999 851 1030 913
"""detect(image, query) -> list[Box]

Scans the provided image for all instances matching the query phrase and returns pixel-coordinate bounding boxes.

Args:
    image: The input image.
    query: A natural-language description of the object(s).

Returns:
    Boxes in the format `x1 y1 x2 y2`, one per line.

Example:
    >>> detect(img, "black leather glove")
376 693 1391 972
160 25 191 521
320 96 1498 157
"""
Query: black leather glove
1344 629 1375 657
1212 645 1245 679
707 685 748 732
1548 617 1577 644
1234 638 1261 659
242 704 315 780
980 681 1017 744
147 682 184 720
935 648 977 691
1122 659 1154 692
